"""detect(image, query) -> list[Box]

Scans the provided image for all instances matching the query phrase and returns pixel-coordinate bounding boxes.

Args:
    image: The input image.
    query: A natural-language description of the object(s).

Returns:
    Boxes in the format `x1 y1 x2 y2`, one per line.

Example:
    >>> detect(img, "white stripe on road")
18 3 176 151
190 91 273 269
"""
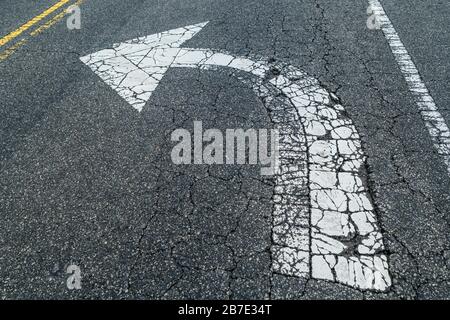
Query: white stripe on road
369 0 450 176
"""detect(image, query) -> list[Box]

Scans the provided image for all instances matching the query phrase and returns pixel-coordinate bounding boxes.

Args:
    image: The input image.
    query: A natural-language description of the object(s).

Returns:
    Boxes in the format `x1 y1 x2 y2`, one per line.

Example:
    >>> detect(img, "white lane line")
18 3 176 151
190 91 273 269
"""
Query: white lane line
369 0 450 176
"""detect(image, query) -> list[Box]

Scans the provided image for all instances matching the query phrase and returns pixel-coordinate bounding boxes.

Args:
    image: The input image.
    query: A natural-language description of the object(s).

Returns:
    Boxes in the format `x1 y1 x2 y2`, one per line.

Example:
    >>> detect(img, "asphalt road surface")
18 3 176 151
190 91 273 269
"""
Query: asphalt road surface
0 0 449 299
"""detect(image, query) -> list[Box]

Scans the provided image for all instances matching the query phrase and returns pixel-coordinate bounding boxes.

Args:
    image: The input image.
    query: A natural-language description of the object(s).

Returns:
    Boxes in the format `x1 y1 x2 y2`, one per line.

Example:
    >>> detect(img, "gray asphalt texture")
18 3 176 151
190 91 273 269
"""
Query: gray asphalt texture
0 0 449 299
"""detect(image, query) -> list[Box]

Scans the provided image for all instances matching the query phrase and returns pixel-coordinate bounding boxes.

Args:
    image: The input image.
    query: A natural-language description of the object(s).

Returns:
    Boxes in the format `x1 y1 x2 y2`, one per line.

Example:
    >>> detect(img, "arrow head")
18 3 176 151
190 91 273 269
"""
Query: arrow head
80 22 209 112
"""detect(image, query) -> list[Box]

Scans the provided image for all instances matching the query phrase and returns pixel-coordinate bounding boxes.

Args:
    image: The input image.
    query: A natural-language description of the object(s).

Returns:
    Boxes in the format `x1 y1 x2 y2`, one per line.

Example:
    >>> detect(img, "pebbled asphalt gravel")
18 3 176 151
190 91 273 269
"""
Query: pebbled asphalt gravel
0 0 449 299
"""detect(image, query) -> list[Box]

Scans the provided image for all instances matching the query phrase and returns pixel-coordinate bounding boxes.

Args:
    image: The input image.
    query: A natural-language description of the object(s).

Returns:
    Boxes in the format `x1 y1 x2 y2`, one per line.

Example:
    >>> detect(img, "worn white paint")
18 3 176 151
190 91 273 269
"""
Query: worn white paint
80 22 391 291
369 0 450 177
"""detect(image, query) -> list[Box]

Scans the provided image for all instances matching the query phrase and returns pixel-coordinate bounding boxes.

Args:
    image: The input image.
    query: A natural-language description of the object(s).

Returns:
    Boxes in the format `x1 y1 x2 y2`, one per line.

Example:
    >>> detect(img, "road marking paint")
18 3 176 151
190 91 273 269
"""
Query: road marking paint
80 22 392 291
0 39 28 61
31 0 85 36
0 0 71 47
369 0 450 176
0 0 84 62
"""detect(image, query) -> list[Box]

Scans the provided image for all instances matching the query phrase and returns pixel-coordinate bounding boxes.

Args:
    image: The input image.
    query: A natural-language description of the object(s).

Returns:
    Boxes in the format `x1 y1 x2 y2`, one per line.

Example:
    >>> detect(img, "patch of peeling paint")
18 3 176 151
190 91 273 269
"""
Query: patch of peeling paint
80 22 391 291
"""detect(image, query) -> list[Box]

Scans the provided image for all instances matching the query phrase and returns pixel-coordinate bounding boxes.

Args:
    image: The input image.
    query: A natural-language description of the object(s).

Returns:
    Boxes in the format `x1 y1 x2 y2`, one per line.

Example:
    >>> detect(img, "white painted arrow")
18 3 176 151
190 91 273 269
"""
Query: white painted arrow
81 22 391 291
80 22 209 112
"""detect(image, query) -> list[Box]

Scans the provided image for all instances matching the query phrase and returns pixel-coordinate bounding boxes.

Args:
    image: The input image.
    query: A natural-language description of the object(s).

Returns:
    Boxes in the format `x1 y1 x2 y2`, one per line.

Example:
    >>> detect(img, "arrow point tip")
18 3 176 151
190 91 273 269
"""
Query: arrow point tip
183 21 209 37
197 21 209 28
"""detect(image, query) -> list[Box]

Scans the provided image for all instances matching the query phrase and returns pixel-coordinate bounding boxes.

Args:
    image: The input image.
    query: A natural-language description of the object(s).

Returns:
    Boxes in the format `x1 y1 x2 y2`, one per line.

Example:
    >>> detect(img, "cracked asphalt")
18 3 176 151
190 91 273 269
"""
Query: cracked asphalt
0 0 449 299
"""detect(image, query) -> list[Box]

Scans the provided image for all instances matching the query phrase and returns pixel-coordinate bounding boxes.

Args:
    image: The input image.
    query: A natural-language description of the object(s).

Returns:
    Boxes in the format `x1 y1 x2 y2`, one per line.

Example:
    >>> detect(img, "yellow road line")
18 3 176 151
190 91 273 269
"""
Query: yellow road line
0 39 28 61
0 0 71 47
0 0 85 62
31 0 85 36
